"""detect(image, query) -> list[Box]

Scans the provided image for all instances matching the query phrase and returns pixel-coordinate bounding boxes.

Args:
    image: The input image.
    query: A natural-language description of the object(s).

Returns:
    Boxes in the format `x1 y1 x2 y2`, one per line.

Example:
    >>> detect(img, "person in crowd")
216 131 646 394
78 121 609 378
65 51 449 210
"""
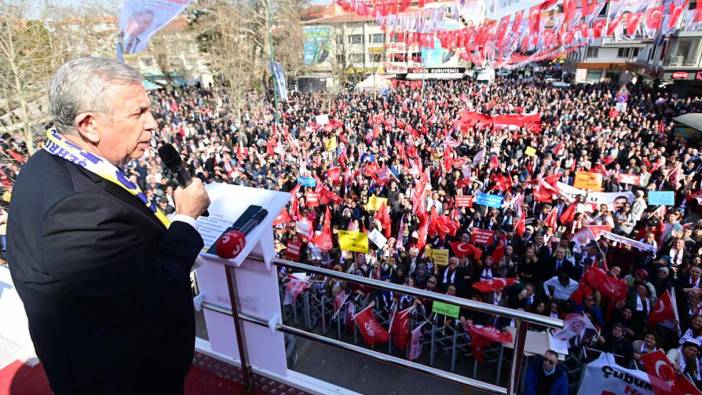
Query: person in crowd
524 350 568 395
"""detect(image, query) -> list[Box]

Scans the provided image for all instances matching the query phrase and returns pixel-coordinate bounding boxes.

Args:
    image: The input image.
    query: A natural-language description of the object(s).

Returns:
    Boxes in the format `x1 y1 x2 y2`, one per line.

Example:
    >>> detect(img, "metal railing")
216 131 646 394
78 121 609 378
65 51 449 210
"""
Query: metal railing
203 256 564 395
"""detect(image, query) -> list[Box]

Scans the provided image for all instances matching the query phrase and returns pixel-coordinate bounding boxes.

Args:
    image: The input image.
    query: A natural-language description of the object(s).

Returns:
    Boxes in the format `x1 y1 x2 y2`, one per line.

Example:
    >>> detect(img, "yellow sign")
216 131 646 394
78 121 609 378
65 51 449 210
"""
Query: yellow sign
574 171 603 191
365 195 388 211
325 135 337 151
345 66 385 74
525 146 536 157
338 230 369 253
368 47 385 54
433 249 449 266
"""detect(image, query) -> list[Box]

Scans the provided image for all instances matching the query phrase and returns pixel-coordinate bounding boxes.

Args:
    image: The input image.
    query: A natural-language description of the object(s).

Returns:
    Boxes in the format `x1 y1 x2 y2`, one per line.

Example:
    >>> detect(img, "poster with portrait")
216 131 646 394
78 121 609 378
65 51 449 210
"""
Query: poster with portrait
117 0 192 57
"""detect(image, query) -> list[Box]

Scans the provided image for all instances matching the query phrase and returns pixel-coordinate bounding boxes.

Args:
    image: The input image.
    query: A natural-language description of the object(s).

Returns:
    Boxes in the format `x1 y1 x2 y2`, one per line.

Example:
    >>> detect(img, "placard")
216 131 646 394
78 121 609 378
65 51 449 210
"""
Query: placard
368 228 387 249
574 171 603 191
338 230 369 253
648 191 675 206
432 301 460 319
297 176 316 188
471 228 495 244
475 192 503 208
432 249 449 266
455 195 474 208
525 146 536 157
365 195 388 211
315 114 329 125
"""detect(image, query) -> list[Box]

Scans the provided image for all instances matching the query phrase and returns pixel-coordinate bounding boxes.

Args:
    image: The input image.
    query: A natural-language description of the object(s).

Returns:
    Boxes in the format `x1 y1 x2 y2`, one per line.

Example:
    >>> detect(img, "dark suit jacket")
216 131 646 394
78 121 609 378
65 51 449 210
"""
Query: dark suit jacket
7 150 204 395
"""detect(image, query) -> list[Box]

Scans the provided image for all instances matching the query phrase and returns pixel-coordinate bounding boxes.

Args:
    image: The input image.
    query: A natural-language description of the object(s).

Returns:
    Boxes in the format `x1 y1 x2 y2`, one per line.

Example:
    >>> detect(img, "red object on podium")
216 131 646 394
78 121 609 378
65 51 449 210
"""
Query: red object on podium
215 230 246 259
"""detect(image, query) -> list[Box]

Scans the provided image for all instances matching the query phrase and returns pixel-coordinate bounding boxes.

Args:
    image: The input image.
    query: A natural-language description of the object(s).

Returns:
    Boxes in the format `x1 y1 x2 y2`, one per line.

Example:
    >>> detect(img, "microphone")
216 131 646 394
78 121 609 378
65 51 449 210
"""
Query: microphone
158 144 208 217
215 207 269 259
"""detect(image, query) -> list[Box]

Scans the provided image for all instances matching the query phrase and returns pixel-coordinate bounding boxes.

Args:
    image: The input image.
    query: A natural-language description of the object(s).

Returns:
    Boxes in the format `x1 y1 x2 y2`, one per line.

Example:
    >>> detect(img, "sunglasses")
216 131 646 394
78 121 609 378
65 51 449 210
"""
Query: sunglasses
544 358 558 365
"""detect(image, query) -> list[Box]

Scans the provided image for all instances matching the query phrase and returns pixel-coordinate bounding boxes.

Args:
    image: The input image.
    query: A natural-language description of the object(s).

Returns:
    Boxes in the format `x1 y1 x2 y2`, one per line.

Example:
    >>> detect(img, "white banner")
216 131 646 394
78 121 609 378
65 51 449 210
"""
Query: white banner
557 182 634 211
577 353 654 395
117 0 192 57
599 231 658 253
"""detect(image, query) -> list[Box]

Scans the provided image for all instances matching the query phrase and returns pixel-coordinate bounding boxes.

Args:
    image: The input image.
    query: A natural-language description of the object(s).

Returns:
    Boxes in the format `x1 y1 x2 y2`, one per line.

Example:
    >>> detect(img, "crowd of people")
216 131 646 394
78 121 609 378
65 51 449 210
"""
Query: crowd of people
3 66 702 392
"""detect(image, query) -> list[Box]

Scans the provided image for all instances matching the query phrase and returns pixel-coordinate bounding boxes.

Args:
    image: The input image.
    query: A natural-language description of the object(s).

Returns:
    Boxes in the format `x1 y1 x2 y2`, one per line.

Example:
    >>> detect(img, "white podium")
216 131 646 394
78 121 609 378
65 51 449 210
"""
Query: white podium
192 184 355 395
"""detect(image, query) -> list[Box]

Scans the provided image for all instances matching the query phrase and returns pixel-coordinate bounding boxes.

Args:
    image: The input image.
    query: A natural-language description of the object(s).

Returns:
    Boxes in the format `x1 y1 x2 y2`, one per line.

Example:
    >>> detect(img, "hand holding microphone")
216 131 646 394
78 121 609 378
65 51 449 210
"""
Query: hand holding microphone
158 144 210 218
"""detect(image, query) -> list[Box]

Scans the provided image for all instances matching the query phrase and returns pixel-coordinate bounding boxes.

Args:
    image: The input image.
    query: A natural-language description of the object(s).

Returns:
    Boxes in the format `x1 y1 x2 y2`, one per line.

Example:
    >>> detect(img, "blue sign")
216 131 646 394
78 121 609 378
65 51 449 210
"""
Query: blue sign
475 193 503 208
648 191 675 206
297 177 316 188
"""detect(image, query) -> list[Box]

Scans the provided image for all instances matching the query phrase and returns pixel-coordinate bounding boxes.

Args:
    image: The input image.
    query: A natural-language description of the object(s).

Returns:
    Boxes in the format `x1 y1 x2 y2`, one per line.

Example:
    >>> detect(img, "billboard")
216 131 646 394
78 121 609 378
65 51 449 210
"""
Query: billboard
303 26 332 66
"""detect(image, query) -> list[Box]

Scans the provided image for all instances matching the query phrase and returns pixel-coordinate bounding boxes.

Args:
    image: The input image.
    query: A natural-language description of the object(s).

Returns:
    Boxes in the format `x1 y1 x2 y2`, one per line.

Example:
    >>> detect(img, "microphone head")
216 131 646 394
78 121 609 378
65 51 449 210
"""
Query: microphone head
216 230 246 259
158 144 182 171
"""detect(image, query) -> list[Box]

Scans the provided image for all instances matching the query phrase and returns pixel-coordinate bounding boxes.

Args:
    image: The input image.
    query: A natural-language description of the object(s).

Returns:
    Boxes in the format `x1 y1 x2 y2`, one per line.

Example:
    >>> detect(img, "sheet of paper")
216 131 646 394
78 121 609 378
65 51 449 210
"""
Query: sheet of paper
548 331 570 356
196 213 235 252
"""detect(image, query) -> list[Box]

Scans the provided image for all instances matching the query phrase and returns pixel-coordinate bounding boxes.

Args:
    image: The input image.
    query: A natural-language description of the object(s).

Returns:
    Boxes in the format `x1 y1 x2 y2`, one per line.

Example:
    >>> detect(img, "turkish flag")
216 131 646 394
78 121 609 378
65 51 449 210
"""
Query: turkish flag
583 267 628 301
283 275 309 305
472 278 519 293
449 241 483 261
311 207 333 252
466 324 513 363
560 202 578 224
375 202 392 238
326 167 341 184
641 350 677 395
544 207 558 230
649 290 676 326
389 307 412 350
674 374 702 395
353 306 389 347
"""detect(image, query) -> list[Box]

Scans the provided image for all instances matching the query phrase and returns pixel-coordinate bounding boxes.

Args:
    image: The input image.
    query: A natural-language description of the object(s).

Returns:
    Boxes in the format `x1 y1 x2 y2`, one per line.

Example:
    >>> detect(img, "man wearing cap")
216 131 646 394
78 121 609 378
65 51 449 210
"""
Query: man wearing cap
667 339 702 387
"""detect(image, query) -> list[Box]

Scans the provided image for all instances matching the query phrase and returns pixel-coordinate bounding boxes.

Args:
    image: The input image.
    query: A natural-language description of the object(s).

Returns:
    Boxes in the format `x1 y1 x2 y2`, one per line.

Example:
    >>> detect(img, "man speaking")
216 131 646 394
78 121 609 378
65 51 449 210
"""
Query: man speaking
7 57 210 394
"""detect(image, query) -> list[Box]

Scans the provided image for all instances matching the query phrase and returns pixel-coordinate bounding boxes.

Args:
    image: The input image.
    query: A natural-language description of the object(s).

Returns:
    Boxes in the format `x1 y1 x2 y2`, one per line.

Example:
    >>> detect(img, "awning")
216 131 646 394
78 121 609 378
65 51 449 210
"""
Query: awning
674 113 702 131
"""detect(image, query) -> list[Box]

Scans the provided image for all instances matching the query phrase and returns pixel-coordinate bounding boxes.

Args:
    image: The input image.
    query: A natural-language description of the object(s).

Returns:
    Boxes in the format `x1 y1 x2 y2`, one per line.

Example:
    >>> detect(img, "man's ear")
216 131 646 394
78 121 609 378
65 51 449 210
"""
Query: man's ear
75 113 101 144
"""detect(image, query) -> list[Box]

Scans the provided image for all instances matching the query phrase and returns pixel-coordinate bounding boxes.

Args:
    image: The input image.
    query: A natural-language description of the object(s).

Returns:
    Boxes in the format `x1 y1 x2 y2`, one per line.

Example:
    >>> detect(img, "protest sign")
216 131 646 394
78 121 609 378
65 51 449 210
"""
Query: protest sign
315 114 330 125
475 192 503 208
432 249 449 266
471 228 495 244
368 229 387 249
365 196 388 211
576 353 653 395
297 176 316 187
525 146 536 156
432 301 459 318
648 191 675 206
455 195 474 208
574 171 603 191
338 230 369 253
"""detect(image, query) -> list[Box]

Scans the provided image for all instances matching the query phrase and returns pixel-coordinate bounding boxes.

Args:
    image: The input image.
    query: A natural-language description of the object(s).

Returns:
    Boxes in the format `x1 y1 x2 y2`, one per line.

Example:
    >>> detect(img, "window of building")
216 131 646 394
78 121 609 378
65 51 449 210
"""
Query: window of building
369 53 384 63
348 34 363 44
369 33 385 44
691 0 697 10
676 39 700 66
336 54 345 64
349 53 364 63
411 52 422 63
336 35 344 45
586 47 599 58
586 69 602 82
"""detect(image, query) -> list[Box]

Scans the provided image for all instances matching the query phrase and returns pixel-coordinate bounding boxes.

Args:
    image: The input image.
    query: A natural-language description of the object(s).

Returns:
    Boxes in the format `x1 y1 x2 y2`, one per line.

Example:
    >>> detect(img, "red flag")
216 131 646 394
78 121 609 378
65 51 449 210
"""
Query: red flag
516 209 526 237
408 323 425 360
583 267 628 301
570 281 593 305
326 167 341 184
641 350 678 395
472 278 519 293
544 207 558 230
466 324 513 363
353 306 389 346
491 237 506 263
311 207 333 252
416 211 430 251
375 202 392 238
412 176 429 214
673 374 702 395
559 202 578 224
449 241 483 261
283 275 309 305
389 307 412 350
649 290 676 326
272 208 292 226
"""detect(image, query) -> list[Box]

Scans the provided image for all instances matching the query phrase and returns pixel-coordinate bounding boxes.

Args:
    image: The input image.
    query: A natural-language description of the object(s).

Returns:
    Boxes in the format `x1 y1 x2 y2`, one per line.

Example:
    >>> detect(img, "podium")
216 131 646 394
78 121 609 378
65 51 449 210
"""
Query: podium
194 183 290 384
